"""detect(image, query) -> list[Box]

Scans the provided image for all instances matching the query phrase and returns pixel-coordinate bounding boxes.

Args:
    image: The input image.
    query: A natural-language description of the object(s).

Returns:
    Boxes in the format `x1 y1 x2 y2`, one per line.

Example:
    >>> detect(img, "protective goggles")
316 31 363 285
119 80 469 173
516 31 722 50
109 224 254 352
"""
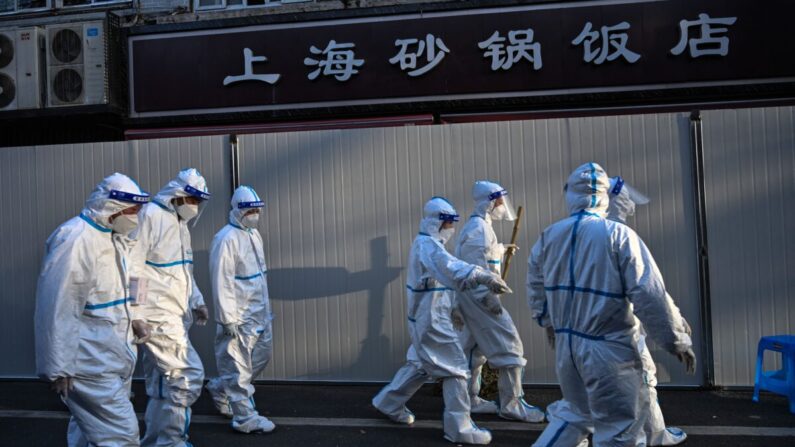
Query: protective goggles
109 190 151 204
238 200 265 209
438 212 460 222
184 185 211 200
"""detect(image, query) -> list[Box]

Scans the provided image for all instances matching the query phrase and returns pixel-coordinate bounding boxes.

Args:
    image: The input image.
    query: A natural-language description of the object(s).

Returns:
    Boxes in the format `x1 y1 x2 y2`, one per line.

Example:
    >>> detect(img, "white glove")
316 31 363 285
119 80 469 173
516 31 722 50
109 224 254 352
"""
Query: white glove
545 326 556 350
676 348 697 375
477 293 503 316
681 318 692 338
468 268 512 294
451 307 465 331
485 275 512 295
504 243 520 253
222 323 238 337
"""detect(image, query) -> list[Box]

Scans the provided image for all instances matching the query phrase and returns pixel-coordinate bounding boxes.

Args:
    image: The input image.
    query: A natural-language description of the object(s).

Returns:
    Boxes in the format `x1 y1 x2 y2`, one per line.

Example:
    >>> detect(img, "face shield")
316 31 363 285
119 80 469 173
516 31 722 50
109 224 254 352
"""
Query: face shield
438 211 460 224
488 189 517 221
107 189 150 235
608 176 650 223
238 199 265 228
611 177 650 205
438 211 459 243
109 189 152 205
182 184 211 226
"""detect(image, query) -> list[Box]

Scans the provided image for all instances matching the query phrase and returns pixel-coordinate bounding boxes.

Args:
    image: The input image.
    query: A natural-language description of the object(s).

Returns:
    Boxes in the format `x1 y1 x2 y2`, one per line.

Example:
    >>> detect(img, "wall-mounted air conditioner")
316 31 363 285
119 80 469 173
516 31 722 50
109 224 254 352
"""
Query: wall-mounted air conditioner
46 21 108 107
0 27 45 111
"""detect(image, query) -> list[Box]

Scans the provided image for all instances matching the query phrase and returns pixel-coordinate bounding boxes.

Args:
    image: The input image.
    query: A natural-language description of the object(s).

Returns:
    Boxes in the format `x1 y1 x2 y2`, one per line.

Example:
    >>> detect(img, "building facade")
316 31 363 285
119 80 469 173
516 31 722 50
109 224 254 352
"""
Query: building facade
0 0 792 387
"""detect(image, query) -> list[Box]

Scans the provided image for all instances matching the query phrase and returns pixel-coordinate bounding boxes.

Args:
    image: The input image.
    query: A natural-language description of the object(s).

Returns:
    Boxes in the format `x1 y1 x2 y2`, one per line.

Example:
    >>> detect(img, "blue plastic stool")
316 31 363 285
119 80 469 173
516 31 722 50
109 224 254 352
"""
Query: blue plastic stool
752 335 795 414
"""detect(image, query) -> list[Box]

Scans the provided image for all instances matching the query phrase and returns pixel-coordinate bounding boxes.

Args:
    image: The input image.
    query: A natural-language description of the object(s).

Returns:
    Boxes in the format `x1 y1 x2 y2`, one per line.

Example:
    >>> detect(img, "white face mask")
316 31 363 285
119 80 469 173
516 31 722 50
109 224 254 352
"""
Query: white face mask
242 213 259 228
112 213 138 235
177 203 199 221
489 203 507 220
439 227 455 244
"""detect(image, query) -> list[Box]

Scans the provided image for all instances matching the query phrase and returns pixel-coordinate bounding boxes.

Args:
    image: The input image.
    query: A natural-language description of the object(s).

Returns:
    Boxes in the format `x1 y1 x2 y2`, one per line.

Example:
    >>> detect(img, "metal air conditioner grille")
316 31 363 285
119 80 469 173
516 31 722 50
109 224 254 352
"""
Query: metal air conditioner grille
0 34 13 69
0 73 15 108
52 67 83 103
52 28 81 64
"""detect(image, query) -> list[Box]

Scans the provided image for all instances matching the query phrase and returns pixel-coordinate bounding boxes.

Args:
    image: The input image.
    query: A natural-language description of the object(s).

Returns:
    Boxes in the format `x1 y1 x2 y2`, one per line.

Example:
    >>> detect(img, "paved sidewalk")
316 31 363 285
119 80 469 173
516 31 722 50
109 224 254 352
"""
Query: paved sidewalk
0 381 793 446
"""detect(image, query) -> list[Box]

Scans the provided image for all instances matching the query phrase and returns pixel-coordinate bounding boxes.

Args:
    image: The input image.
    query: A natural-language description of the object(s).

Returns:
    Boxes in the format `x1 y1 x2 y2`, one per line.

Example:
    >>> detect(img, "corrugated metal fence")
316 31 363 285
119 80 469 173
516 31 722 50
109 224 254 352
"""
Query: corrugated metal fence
237 113 701 385
0 106 790 386
702 107 795 386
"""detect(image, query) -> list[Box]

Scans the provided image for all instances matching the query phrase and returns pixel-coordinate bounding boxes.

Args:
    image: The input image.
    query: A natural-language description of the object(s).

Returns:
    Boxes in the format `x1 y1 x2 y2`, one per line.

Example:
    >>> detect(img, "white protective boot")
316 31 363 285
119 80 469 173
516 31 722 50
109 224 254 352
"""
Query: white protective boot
649 427 687 446
643 348 687 446
205 379 233 418
469 364 499 414
646 388 687 446
230 398 275 434
498 367 545 423
531 401 592 447
442 377 492 445
372 362 427 424
140 398 192 447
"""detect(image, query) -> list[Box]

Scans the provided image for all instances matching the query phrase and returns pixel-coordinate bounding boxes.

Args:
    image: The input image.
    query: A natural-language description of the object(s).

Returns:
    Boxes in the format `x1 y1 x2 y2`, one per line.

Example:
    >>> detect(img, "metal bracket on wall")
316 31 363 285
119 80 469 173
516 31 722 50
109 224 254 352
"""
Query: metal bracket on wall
689 110 716 388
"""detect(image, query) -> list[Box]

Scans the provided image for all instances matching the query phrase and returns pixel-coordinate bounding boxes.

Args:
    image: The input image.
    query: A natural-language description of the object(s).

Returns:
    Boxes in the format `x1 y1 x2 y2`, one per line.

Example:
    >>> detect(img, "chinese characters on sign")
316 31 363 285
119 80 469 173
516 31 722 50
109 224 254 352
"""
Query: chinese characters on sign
478 29 543 71
223 13 737 87
223 48 281 86
304 40 365 81
671 13 738 58
572 21 641 65
389 34 450 77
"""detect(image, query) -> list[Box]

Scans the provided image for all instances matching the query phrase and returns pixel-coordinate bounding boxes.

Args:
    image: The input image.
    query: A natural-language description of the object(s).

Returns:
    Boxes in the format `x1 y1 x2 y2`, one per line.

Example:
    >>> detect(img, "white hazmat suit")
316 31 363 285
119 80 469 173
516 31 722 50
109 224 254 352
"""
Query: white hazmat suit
454 181 544 423
372 197 512 445
607 176 691 446
527 163 694 447
205 186 275 433
35 173 151 447
131 168 211 447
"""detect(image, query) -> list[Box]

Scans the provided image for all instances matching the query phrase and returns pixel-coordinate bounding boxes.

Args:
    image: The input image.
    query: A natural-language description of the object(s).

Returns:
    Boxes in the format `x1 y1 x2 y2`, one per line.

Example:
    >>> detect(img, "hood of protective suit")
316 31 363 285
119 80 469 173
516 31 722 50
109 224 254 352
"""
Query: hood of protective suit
419 196 459 240
229 185 264 228
153 168 211 223
81 172 150 229
565 163 610 215
471 180 515 221
607 176 650 224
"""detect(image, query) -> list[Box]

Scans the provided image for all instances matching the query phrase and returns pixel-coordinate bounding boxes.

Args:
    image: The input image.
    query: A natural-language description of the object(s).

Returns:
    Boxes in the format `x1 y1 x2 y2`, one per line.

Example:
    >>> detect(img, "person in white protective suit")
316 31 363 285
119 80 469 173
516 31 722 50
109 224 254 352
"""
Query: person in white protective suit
453 181 545 423
607 176 691 446
372 196 514 445
130 168 211 447
35 173 152 447
204 185 276 433
527 163 696 447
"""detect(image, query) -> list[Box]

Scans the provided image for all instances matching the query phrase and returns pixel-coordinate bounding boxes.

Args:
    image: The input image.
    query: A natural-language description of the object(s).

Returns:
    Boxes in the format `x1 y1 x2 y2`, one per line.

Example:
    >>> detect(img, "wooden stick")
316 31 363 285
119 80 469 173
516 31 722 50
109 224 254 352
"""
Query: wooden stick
501 206 524 280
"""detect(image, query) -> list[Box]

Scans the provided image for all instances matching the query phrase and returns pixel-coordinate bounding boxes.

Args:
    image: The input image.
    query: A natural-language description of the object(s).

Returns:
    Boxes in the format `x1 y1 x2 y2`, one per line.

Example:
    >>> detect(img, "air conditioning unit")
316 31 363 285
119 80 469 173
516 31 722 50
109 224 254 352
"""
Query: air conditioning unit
46 21 108 107
0 27 45 111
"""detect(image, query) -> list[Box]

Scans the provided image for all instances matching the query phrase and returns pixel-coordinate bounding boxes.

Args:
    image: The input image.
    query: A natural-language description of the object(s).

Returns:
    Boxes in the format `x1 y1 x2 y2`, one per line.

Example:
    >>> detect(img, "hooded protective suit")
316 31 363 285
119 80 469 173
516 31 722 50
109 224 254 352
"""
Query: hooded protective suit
131 168 210 447
454 181 544 423
527 163 694 447
205 186 275 433
35 173 150 447
373 197 512 445
607 177 690 447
